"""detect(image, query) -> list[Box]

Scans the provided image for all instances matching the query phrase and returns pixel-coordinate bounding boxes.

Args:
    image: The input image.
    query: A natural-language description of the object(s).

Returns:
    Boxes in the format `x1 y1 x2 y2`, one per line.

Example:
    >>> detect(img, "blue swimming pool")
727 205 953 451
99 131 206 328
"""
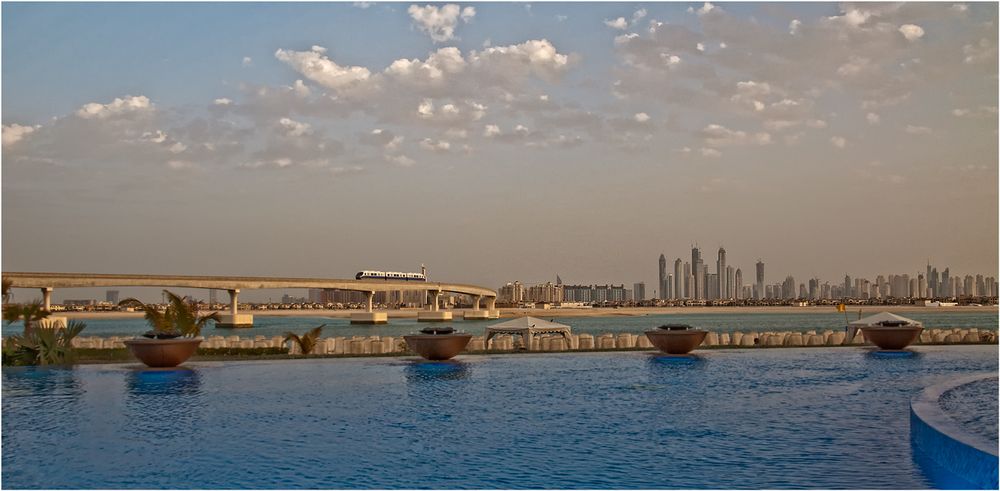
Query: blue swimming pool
3 345 997 489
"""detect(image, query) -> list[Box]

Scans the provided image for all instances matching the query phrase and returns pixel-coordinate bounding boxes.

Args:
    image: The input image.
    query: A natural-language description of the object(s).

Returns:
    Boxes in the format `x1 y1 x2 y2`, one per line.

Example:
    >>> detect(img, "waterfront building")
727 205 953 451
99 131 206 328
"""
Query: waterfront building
105 290 119 304
692 246 703 300
976 274 985 297
917 275 927 299
909 278 919 298
799 283 807 299
633 282 646 302
755 260 764 300
717 247 727 300
734 268 743 300
707 274 719 300
725 265 734 299
781 276 795 299
665 274 673 299
527 282 563 303
673 258 682 300
499 281 526 303
683 262 691 299
941 268 951 296
658 254 667 300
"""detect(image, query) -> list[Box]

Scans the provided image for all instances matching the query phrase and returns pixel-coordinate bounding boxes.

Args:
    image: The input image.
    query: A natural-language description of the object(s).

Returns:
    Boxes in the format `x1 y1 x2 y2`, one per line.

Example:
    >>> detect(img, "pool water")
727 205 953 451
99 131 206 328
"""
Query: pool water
3 345 997 489
939 377 999 445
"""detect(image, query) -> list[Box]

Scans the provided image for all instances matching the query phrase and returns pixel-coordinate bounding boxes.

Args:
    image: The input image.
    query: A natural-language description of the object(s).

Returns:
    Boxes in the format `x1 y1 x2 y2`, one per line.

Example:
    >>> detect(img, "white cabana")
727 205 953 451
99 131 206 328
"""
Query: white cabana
847 312 923 341
484 316 572 351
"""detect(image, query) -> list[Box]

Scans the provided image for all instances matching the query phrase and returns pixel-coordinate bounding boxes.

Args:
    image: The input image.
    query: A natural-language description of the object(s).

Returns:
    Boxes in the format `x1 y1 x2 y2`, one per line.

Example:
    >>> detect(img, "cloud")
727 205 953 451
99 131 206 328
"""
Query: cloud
2 124 39 147
214 98 233 106
483 124 501 137
830 136 847 148
386 154 416 167
905 125 932 135
700 147 722 158
866 112 880 124
75 95 153 119
275 46 372 94
408 4 475 42
899 24 925 41
604 17 627 30
701 124 771 147
632 9 647 25
353 2 372 8
633 112 650 123
242 56 253 67
278 117 312 137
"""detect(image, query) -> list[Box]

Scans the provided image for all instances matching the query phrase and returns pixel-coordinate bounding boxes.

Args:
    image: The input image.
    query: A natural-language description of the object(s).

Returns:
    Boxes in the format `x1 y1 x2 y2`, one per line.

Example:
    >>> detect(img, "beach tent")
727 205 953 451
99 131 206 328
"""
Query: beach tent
846 312 923 341
485 316 572 351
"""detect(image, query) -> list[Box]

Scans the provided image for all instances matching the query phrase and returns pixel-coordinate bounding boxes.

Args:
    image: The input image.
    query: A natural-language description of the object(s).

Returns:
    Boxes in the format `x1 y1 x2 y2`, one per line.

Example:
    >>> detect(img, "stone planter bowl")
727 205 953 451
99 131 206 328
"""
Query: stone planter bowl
861 326 923 350
124 337 203 367
645 325 708 355
404 328 472 360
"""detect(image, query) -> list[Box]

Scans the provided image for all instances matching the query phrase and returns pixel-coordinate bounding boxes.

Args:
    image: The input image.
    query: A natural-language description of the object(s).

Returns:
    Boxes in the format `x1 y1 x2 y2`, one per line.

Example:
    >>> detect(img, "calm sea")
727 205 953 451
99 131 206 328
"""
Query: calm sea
4 310 996 339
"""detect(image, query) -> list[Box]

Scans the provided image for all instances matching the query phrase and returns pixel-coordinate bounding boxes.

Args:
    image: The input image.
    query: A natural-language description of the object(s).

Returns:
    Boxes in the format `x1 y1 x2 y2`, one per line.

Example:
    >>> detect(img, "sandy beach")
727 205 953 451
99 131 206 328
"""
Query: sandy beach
57 304 999 320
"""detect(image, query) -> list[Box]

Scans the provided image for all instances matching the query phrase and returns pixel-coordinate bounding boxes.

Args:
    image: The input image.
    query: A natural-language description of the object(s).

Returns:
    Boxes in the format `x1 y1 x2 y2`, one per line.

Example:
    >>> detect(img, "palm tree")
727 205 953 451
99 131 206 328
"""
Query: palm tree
5 320 86 366
284 325 324 355
120 290 219 338
3 301 51 336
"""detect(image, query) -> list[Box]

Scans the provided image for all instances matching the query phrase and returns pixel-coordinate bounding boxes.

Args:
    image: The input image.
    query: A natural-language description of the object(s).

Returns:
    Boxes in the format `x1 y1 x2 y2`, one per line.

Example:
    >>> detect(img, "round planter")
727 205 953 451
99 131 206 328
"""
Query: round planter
403 333 472 360
645 329 708 355
124 337 203 367
861 326 923 350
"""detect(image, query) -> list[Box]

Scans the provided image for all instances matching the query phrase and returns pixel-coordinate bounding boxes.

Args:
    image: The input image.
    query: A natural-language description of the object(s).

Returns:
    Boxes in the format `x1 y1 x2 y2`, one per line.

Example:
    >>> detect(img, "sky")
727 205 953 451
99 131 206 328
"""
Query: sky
2 2 998 302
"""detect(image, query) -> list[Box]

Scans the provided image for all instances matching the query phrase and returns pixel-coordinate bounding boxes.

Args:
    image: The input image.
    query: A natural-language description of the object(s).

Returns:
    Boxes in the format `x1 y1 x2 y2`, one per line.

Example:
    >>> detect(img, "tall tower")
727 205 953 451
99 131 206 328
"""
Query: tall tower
658 254 667 300
673 258 683 300
717 247 727 300
755 260 764 300
692 246 703 300
735 268 743 300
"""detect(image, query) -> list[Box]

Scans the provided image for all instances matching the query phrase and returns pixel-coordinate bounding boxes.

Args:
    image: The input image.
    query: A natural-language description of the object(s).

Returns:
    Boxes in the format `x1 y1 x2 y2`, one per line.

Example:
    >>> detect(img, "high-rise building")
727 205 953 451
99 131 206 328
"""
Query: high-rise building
799 283 807 299
633 282 646 302
843 275 852 298
707 274 719 300
941 268 951 297
734 268 743 300
106 290 119 304
917 274 927 299
725 265 734 299
673 258 682 300
692 246 703 300
782 276 795 299
658 254 667 300
755 260 764 300
976 275 985 297
716 247 727 300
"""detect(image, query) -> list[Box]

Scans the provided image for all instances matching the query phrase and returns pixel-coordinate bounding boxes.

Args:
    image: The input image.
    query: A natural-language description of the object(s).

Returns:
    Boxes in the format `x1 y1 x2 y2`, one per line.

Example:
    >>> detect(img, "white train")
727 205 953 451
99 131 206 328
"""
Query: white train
355 271 427 281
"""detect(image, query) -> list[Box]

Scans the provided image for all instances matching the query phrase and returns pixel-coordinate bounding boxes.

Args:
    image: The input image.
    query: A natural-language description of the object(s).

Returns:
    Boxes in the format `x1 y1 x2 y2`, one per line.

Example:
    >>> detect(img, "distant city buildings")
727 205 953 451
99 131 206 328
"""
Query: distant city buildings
105 290 119 304
633 282 646 302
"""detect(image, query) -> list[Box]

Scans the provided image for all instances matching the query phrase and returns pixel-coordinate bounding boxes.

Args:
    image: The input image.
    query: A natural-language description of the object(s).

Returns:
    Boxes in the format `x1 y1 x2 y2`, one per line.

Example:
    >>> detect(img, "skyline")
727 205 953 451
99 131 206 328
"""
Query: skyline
3 2 998 302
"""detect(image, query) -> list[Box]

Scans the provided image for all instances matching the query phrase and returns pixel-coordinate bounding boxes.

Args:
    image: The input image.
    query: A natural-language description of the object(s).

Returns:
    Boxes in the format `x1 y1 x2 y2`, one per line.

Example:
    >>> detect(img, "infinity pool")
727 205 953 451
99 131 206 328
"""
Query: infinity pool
3 345 997 489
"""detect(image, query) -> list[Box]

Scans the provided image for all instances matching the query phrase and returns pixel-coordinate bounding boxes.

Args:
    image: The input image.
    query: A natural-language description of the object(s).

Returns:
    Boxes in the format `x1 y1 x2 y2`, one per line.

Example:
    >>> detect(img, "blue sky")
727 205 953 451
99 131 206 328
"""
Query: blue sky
3 2 998 301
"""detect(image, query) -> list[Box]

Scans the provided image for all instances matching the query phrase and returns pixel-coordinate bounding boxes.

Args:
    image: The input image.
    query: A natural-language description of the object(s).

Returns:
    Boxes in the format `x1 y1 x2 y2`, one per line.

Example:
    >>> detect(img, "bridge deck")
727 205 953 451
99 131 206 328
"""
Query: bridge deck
2 272 496 297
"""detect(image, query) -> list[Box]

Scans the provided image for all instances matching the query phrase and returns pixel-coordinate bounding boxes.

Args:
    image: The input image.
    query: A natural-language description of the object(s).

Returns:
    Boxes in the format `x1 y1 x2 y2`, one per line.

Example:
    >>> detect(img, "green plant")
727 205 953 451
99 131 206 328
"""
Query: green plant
3 301 51 336
120 290 219 338
1 278 12 304
283 325 324 355
3 320 86 366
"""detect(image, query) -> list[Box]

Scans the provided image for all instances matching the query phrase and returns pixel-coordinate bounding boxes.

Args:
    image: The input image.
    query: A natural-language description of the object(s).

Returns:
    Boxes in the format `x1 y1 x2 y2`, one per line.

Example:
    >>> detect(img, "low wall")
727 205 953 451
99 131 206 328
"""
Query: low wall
54 327 997 354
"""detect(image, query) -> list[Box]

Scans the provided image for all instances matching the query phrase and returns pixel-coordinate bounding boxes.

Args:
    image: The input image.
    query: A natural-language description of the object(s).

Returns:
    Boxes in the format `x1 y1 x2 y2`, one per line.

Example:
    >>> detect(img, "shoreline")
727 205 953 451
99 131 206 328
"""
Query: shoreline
57 305 1000 320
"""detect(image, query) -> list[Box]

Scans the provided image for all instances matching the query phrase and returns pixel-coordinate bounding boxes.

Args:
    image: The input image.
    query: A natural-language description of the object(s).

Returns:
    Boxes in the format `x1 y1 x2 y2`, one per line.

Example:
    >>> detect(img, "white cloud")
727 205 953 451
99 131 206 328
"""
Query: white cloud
75 95 153 119
483 124 501 137
899 24 925 41
274 46 371 93
701 124 771 147
963 38 995 64
166 160 195 170
700 147 722 158
631 9 647 25
905 125 932 135
2 123 39 147
633 112 650 123
407 4 475 43
278 117 312 137
604 17 628 30
866 112 880 124
386 154 416 167
789 19 801 35
830 136 847 148
214 98 233 106
242 56 253 67
353 2 372 8
417 99 435 118
696 2 718 16
419 138 451 152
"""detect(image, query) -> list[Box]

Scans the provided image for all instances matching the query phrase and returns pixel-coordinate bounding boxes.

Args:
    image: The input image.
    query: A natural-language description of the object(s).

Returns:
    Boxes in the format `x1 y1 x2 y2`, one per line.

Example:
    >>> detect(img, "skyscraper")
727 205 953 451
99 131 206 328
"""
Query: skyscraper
734 268 743 300
717 247 727 300
692 246 703 300
673 258 682 300
725 265 734 299
633 282 646 302
658 254 667 300
755 260 764 300
106 290 119 304
683 262 691 299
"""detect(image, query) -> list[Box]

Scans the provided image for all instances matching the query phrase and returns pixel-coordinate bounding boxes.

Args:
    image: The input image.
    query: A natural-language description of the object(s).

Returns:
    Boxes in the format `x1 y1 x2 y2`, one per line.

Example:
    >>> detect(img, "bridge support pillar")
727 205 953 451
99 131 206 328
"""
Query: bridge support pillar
350 291 387 324
41 287 52 311
217 288 253 328
464 295 490 320
418 290 451 321
486 296 499 319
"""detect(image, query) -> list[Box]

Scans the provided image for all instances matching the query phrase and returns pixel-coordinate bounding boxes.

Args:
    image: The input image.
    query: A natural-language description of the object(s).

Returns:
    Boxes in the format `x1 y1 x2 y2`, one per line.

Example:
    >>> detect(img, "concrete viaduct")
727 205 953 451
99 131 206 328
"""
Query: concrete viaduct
3 272 499 326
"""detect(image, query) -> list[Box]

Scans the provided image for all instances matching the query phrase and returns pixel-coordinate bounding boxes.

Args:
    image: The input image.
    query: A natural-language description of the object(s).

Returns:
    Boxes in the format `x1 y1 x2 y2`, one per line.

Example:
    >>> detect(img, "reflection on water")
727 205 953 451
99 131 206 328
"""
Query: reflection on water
868 349 921 359
125 367 203 396
911 432 979 490
403 360 471 383
2 366 83 400
646 353 707 369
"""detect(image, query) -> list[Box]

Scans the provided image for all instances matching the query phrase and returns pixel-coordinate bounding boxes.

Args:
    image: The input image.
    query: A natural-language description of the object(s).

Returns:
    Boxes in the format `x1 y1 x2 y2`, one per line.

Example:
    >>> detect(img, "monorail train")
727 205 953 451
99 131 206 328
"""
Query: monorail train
355 271 427 281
